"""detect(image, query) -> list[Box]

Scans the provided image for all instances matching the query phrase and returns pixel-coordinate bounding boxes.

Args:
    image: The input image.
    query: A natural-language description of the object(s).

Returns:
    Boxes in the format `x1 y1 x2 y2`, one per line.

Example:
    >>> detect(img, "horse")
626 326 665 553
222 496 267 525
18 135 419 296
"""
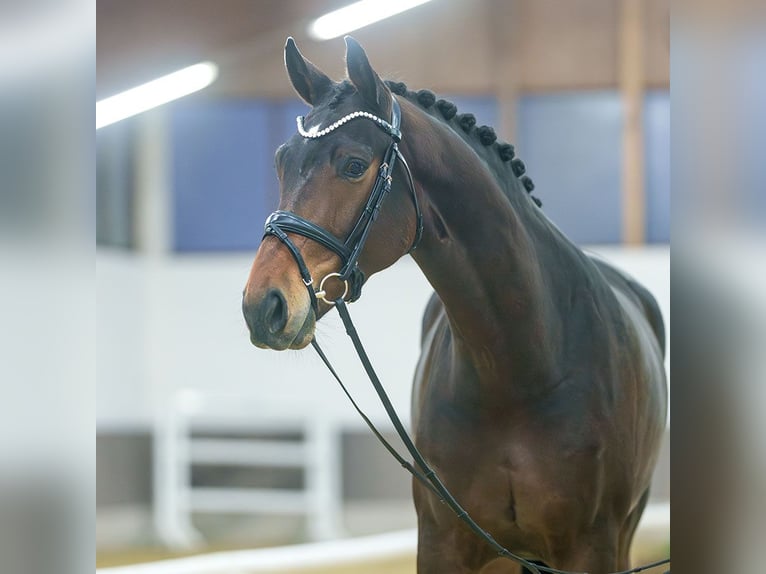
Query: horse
242 37 667 574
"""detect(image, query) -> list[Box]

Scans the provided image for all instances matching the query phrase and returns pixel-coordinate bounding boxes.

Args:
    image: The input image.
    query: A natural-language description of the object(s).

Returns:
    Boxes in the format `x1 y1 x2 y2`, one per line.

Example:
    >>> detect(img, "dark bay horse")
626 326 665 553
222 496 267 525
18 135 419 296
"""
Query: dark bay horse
242 37 667 574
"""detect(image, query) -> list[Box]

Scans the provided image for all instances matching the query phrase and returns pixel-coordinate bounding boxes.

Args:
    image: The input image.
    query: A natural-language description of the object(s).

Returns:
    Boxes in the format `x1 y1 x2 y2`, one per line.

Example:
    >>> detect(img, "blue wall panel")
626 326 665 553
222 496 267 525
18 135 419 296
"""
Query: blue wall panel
262 99 311 216
169 93 672 251
171 101 274 251
518 92 623 244
169 96 497 252
644 91 670 243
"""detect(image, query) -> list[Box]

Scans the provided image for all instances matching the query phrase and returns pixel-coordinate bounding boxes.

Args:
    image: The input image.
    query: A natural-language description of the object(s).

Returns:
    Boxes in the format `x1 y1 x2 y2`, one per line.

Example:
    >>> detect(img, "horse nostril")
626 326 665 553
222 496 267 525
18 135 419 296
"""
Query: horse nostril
263 289 288 335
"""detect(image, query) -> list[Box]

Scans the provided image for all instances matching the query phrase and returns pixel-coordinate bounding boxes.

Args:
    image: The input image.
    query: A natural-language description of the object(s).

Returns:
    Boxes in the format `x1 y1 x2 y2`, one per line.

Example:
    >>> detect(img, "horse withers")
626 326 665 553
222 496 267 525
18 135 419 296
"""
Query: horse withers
242 37 667 574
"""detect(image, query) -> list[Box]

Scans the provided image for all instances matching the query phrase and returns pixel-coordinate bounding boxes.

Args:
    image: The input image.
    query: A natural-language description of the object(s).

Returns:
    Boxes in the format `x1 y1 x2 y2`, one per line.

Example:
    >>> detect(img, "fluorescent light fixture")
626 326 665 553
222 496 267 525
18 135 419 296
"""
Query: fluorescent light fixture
309 0 434 40
96 62 218 129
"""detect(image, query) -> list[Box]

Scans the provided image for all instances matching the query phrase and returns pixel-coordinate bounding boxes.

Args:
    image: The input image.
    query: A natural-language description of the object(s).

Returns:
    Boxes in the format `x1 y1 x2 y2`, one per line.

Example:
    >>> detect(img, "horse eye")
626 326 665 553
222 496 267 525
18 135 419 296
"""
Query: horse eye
343 159 368 178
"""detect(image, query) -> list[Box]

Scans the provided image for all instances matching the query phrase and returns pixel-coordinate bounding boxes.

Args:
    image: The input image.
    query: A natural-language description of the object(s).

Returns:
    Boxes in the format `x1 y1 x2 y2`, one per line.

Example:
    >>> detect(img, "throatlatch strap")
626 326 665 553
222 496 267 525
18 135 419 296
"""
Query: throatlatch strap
395 148 423 251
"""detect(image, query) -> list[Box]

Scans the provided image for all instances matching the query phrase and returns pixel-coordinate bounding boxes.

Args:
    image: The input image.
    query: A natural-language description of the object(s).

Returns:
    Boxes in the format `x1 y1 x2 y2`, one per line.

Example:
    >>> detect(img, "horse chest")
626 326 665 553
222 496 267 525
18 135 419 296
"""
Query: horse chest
415 431 517 528
415 418 605 553
414 365 608 540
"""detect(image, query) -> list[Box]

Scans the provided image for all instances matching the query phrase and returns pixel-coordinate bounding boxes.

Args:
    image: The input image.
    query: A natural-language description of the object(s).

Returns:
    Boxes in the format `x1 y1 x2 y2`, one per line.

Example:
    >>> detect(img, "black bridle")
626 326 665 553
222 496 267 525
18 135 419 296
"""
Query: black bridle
261 96 669 574
263 96 423 310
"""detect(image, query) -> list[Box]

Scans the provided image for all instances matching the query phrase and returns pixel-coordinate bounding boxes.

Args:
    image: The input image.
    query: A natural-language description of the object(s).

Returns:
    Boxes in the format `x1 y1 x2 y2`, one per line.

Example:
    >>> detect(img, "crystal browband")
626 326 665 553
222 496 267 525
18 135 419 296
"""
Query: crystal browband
297 110 400 140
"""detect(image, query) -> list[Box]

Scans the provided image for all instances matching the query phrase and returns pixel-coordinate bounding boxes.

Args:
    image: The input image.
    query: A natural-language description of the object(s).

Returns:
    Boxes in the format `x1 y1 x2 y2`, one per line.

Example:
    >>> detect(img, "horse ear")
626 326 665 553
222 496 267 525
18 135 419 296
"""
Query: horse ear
284 37 332 105
344 36 392 116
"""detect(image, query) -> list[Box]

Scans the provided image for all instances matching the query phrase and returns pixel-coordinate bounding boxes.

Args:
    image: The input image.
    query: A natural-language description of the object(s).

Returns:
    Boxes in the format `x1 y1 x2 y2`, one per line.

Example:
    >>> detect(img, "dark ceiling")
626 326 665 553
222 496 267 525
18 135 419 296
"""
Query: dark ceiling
96 0 350 99
97 0 669 101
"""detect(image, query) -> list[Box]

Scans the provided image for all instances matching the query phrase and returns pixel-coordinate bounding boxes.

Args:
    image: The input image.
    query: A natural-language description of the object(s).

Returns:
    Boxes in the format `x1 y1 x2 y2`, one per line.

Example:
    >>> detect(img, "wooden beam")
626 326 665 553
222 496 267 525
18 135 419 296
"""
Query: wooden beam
620 0 646 244
488 0 520 143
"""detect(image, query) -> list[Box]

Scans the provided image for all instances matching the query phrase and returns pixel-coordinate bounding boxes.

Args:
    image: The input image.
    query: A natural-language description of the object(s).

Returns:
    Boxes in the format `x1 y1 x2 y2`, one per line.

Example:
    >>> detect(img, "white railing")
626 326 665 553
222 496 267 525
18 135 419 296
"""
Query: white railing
153 390 344 549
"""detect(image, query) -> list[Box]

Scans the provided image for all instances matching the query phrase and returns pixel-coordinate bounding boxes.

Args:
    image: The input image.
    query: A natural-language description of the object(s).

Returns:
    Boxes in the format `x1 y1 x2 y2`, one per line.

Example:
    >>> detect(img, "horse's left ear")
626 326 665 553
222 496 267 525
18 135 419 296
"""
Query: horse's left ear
285 37 332 106
344 36 392 117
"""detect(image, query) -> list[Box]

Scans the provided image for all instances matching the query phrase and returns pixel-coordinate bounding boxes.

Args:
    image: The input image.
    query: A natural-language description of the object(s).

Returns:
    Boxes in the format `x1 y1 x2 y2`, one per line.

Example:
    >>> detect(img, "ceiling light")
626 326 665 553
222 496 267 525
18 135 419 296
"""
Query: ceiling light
309 0 435 41
96 62 218 129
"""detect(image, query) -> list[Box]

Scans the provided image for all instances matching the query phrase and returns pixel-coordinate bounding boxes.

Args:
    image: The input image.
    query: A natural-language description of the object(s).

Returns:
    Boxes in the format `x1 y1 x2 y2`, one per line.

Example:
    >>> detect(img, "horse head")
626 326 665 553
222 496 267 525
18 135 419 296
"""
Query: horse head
243 37 421 350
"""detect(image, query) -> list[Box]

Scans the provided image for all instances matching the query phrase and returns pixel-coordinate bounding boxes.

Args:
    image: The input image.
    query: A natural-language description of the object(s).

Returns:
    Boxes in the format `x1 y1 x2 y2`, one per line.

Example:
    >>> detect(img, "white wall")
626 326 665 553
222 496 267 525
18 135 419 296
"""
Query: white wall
97 246 669 432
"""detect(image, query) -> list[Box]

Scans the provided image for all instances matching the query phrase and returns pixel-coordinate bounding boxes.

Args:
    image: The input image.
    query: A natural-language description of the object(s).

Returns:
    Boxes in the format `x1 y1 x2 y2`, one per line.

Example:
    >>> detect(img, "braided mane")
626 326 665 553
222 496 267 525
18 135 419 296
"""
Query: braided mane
383 80 542 208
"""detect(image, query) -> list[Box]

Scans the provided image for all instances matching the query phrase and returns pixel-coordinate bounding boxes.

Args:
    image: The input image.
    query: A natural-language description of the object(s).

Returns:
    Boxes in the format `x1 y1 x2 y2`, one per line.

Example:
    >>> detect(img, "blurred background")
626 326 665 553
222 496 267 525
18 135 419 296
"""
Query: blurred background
96 0 670 570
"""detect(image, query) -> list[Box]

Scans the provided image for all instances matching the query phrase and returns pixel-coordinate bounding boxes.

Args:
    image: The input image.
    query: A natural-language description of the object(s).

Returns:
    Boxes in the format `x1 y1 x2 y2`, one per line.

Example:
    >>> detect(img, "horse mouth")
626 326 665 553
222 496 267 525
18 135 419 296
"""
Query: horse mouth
287 307 316 349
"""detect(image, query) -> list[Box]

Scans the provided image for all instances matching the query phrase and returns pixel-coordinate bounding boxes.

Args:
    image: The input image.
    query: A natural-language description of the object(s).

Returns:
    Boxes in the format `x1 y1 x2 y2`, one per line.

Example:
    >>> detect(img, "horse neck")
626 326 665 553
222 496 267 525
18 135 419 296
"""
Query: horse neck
400 102 568 383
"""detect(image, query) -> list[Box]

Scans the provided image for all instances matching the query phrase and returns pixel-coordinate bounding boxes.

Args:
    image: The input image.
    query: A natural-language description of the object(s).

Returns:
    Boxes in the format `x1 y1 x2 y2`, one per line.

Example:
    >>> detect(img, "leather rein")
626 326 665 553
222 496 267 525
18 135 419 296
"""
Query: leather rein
261 96 669 574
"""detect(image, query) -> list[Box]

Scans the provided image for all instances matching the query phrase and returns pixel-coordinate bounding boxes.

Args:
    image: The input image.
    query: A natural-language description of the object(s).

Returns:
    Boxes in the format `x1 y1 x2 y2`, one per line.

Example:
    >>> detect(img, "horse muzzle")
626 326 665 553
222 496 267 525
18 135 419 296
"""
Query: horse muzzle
242 287 315 350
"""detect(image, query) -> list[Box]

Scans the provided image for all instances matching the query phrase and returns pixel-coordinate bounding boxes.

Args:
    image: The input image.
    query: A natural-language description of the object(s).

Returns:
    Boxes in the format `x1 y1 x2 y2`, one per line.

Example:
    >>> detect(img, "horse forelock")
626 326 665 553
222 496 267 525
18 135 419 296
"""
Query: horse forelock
326 80 356 110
